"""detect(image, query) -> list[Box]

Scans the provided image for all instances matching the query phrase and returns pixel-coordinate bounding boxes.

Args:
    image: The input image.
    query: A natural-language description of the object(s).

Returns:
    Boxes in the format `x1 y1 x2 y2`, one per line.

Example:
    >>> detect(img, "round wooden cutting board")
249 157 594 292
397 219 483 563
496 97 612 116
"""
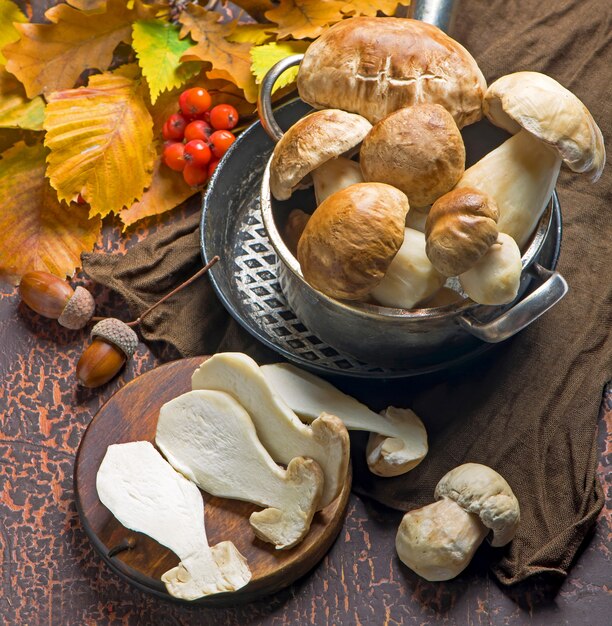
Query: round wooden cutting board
74 357 351 606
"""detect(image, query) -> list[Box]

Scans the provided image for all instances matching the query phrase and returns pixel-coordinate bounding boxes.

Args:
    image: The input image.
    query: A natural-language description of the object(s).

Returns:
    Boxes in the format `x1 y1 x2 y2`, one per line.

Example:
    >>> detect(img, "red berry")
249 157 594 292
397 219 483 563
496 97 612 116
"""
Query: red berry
184 120 213 143
183 163 208 187
208 159 220 178
163 142 186 171
184 139 212 168
209 104 239 130
209 130 235 159
179 87 212 117
202 110 211 124
162 113 187 141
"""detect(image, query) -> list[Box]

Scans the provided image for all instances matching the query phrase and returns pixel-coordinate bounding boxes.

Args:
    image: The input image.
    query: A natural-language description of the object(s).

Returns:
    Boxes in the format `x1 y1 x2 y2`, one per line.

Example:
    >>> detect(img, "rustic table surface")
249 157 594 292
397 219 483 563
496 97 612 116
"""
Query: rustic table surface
0 213 610 626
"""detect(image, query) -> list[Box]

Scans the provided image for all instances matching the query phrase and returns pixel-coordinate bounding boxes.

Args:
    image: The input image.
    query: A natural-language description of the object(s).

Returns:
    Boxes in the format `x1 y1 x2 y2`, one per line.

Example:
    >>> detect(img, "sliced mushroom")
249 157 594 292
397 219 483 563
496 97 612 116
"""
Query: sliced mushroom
96 441 251 600
191 353 350 509
396 463 520 581
261 363 428 477
156 390 323 550
269 109 371 201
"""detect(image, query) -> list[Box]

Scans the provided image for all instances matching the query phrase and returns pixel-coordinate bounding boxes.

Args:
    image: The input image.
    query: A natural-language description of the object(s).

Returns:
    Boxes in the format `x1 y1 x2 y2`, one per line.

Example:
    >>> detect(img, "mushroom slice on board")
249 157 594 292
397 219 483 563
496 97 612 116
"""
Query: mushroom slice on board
396 463 520 581
156 390 323 550
456 71 605 249
261 363 428 477
269 109 370 201
96 441 251 600
191 353 350 509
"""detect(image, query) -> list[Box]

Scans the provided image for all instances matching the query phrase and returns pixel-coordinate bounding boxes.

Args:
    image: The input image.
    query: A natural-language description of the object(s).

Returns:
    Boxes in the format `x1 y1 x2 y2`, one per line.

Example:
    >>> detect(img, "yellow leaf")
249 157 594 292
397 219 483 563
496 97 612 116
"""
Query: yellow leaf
119 156 195 229
251 41 309 93
0 141 101 284
0 66 44 130
227 23 276 45
265 0 346 40
230 1 278 22
44 73 156 219
179 6 258 103
3 0 157 98
0 0 26 66
340 1 407 17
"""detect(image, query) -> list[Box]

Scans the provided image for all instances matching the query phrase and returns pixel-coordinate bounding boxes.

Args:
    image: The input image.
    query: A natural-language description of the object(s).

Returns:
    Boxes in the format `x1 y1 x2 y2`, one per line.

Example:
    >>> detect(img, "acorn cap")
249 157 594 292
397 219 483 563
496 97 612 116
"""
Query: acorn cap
58 286 95 329
91 318 138 358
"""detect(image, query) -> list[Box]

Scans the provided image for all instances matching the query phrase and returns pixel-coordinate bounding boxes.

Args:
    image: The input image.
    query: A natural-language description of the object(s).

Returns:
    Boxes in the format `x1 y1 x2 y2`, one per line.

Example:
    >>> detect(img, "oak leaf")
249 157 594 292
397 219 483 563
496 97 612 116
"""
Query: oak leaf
251 41 309 93
65 0 107 12
340 1 406 17
230 1 278 22
119 156 195 229
44 72 156 219
3 0 156 98
0 141 101 284
179 6 258 103
265 0 346 40
132 19 200 103
0 0 26 66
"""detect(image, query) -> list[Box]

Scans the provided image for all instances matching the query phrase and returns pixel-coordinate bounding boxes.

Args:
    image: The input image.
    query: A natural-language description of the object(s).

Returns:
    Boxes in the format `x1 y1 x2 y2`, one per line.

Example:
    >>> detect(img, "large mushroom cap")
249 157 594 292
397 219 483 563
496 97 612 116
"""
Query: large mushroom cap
484 71 605 181
269 109 372 201
297 183 409 300
434 463 520 547
361 104 466 208
297 17 487 127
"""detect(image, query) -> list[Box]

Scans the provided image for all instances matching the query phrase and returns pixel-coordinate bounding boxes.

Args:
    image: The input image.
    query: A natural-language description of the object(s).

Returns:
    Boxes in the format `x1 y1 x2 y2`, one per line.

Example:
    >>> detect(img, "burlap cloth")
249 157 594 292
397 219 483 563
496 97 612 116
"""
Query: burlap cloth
82 0 611 585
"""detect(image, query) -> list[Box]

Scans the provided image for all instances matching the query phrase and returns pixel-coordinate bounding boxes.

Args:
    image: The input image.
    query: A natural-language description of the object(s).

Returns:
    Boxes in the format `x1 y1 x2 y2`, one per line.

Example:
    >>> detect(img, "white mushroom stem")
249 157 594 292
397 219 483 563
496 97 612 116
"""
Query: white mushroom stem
396 498 489 582
261 363 428 477
96 441 251 600
156 390 323 550
312 156 364 205
192 353 350 509
456 129 562 249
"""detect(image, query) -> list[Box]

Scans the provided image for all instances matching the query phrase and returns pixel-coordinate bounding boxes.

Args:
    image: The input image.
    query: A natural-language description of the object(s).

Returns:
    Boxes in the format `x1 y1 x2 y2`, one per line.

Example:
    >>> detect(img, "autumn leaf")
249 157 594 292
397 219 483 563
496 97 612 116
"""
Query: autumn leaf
44 72 155 219
179 6 258 103
119 156 195 229
230 0 278 22
132 19 200 103
0 141 101 284
227 23 276 45
340 1 406 17
0 94 44 130
0 0 26 66
3 0 156 98
251 41 309 93
65 0 107 13
265 0 346 40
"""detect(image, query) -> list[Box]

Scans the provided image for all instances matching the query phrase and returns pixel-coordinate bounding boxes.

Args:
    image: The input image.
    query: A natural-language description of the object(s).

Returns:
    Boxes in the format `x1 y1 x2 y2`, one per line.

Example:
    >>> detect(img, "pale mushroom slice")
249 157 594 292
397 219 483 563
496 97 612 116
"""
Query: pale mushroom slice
269 109 371 201
156 390 323 550
191 353 350 509
96 441 251 600
396 463 520 581
261 363 428 477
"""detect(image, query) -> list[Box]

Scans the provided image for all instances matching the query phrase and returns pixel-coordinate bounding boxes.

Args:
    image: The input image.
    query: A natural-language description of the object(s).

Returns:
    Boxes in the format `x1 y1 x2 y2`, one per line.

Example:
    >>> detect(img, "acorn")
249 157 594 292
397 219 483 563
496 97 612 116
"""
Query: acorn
19 271 95 329
77 318 138 388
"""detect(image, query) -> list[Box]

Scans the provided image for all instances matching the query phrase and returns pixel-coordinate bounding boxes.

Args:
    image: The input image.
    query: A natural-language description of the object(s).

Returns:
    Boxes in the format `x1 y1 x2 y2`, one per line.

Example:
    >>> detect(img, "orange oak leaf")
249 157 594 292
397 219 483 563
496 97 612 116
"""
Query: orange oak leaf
119 156 195 229
3 0 156 98
340 1 407 17
179 6 258 103
230 1 278 22
0 141 101 284
265 0 346 40
44 72 156 219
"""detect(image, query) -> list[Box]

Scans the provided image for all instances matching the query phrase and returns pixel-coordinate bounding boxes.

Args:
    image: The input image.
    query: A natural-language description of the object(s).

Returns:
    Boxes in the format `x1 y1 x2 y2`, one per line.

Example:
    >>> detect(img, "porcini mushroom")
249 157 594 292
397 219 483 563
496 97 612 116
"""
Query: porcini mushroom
269 109 370 201
396 463 520 581
191 353 350 509
261 363 428 477
96 441 251 600
425 187 500 276
360 104 466 208
297 182 410 300
456 71 605 249
156 390 324 549
297 17 487 127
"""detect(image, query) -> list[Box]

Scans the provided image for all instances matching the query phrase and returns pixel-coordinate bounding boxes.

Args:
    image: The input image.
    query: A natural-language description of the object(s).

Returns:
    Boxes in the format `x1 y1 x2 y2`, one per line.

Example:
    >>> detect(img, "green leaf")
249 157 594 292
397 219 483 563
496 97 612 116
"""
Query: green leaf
0 0 27 65
250 41 309 93
132 19 200 104
0 93 45 130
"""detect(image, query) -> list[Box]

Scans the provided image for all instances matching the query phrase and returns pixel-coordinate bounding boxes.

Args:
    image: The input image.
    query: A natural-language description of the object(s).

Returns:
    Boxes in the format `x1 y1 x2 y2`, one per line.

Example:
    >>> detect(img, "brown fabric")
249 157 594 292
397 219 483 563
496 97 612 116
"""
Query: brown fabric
82 0 611 585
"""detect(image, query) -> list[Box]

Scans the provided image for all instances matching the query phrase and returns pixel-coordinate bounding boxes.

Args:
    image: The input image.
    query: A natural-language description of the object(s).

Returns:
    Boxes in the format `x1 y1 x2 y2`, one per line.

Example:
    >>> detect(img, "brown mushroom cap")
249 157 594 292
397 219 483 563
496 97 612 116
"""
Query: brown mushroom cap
425 187 500 276
360 104 466 208
484 71 605 181
297 17 487 127
269 109 372 201
297 183 409 300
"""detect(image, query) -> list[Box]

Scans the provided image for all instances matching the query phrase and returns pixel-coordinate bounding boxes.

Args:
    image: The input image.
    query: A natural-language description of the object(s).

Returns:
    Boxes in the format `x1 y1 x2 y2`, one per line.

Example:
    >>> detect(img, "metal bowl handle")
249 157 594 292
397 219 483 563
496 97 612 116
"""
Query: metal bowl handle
257 54 305 143
457 263 568 343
